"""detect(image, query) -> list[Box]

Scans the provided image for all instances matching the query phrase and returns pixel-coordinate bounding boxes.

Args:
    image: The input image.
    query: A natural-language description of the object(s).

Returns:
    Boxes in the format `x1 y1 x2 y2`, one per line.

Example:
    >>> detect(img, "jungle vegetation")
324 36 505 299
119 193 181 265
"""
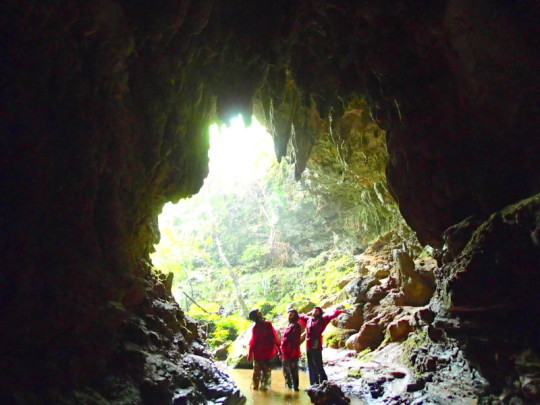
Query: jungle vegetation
151 116 405 349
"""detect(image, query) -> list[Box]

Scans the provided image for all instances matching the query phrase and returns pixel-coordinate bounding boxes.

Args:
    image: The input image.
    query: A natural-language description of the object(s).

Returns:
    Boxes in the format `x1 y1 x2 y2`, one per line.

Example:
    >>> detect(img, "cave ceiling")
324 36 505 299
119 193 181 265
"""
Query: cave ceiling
1 0 538 250
219 0 540 246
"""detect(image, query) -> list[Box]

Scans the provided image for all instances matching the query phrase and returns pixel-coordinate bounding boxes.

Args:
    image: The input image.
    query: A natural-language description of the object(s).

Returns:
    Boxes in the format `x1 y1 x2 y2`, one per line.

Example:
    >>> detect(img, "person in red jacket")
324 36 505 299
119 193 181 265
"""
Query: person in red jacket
247 309 281 390
280 308 303 391
298 306 343 385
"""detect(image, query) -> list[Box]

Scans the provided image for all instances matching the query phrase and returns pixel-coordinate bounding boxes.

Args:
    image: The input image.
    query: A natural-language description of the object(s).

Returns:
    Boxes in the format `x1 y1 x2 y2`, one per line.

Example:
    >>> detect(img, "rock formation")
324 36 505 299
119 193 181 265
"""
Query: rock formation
1 0 538 403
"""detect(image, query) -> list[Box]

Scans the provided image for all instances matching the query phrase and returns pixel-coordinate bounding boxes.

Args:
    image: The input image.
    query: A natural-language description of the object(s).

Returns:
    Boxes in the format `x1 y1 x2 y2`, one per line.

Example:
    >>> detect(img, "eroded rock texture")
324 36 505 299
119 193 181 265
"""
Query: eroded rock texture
0 1 240 403
1 0 539 403
432 194 540 400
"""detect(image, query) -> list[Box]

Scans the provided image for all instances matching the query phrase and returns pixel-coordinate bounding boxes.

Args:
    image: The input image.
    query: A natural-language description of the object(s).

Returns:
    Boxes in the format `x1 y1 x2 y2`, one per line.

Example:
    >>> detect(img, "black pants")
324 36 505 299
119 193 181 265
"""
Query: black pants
282 358 299 390
307 348 328 385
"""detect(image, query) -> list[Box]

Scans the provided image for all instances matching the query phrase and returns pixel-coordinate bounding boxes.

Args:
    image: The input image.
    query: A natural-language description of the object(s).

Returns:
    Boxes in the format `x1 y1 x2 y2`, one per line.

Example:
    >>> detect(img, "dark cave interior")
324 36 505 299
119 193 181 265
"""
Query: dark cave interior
0 1 539 403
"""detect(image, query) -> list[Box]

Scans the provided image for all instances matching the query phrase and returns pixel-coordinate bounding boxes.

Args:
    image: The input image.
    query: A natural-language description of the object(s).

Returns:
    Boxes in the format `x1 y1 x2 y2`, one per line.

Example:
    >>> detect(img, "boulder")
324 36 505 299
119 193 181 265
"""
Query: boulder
387 316 414 341
346 321 385 352
338 277 354 288
226 329 252 369
325 328 358 349
333 304 364 330
442 216 483 259
319 294 340 308
374 267 391 279
213 343 231 361
363 302 378 322
343 275 381 304
289 299 315 314
414 308 436 325
393 250 435 306
379 290 406 307
306 381 350 405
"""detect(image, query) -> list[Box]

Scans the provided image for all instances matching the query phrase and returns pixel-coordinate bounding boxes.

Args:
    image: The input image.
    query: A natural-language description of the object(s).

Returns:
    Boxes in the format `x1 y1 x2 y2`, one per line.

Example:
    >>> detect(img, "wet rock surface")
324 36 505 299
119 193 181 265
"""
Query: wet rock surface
324 342 489 405
60 274 245 404
306 380 351 405
314 196 539 404
432 194 540 402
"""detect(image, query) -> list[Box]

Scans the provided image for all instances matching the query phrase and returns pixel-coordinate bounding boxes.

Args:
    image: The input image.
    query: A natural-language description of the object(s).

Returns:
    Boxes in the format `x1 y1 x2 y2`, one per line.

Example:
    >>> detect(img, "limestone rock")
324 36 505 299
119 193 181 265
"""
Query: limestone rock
333 304 364 330
289 299 315 314
320 293 341 308
346 321 385 352
1 0 539 402
393 250 435 306
374 267 391 279
213 343 231 361
442 216 483 259
343 275 381 304
387 316 414 342
436 194 540 393
306 380 350 405
325 328 358 349
379 289 406 307
227 329 252 369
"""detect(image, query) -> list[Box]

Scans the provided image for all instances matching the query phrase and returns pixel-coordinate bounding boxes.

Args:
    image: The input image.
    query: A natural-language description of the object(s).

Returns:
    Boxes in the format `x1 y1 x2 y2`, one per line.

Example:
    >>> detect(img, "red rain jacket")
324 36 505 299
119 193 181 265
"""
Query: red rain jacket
298 310 343 350
248 320 280 361
280 322 302 359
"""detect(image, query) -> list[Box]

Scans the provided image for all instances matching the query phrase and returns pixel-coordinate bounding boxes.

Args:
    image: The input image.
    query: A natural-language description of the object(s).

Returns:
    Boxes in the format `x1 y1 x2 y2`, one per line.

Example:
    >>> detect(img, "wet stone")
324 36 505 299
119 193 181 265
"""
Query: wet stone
306 381 351 405
406 378 426 392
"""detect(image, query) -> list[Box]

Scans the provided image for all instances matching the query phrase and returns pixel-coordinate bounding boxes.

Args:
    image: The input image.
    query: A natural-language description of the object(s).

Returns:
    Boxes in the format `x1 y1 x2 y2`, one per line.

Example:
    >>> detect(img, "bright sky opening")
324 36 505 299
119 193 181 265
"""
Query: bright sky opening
206 114 275 187
157 114 276 229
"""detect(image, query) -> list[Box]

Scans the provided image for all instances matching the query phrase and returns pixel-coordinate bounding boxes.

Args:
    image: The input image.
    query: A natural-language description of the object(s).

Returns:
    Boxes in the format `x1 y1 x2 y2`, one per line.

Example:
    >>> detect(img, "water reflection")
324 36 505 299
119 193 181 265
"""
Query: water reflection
227 368 365 405
227 368 312 405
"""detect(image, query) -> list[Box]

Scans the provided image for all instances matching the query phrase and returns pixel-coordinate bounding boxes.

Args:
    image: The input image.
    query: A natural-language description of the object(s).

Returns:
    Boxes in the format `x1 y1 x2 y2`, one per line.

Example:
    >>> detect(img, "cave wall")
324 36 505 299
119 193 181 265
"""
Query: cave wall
1 0 539 402
259 0 540 247
377 0 540 246
0 1 241 402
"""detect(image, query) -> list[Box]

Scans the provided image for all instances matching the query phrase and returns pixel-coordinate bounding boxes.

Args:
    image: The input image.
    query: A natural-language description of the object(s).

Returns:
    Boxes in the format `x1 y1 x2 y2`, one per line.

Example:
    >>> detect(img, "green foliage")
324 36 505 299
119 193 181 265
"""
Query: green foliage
347 369 363 378
301 251 355 299
188 302 250 348
357 348 374 362
400 330 429 371
240 244 270 269
151 118 409 350
324 328 348 348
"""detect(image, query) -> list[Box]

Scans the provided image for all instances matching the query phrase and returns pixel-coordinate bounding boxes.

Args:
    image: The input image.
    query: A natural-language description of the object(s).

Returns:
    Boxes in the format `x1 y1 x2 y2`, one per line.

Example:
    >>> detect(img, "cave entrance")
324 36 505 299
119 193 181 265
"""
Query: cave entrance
150 111 363 351
150 114 367 401
151 114 276 318
148 112 422 403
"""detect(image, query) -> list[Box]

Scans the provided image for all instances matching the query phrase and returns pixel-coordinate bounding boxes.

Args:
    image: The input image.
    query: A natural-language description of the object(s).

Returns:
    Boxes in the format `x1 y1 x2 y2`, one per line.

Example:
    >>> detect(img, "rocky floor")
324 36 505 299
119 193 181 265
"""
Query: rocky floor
324 344 489 405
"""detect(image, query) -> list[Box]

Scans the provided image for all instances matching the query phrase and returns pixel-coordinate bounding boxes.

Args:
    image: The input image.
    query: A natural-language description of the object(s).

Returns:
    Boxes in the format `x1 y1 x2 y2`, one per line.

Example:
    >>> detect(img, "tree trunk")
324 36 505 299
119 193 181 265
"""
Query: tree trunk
213 231 250 318
181 291 211 313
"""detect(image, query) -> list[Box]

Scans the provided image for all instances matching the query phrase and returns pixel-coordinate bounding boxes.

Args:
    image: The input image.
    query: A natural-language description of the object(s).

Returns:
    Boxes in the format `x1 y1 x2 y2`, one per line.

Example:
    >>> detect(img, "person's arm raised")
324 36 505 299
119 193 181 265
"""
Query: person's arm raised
297 313 309 327
324 309 344 321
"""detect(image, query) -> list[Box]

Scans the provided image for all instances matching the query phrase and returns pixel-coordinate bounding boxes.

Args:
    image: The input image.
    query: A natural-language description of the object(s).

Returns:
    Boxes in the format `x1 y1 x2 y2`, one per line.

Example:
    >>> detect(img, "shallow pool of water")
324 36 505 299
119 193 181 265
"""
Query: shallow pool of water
227 368 365 405
227 368 310 405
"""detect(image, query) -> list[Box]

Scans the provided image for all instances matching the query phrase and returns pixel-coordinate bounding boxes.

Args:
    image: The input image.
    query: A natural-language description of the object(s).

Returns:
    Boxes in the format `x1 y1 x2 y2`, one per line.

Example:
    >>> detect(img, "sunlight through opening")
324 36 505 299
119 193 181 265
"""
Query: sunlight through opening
207 114 275 186
151 114 276 305
150 112 362 366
